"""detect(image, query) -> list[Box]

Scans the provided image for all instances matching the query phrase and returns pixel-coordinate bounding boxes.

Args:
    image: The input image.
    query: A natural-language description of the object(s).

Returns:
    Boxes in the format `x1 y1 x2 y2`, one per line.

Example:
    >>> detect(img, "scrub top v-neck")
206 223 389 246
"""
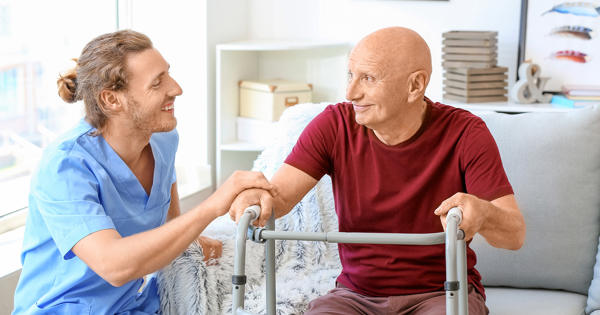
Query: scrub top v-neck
12 119 178 315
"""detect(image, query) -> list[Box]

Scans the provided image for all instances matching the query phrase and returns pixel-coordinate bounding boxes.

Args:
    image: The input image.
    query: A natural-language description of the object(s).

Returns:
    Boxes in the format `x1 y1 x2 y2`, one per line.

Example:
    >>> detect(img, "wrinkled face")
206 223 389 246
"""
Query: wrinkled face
123 48 182 133
345 44 409 130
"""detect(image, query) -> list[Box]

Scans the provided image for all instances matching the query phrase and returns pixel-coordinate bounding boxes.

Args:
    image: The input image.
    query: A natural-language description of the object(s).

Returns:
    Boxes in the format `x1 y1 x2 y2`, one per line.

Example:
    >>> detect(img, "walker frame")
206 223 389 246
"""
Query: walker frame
232 206 468 315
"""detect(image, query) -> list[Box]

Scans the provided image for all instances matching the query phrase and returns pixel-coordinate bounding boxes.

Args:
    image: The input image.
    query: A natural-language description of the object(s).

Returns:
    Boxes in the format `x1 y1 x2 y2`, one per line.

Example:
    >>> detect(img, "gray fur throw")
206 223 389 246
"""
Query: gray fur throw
158 103 342 314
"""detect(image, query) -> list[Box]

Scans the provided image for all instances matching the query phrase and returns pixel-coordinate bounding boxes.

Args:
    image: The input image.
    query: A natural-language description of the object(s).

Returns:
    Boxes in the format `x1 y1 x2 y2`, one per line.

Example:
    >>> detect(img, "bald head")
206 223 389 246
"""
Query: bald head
345 27 432 138
351 27 432 84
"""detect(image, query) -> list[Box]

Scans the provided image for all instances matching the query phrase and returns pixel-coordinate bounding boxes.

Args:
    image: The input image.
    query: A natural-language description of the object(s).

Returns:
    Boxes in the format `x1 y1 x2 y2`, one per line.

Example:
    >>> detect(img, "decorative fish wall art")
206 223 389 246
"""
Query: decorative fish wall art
550 50 589 63
542 2 600 17
549 25 594 39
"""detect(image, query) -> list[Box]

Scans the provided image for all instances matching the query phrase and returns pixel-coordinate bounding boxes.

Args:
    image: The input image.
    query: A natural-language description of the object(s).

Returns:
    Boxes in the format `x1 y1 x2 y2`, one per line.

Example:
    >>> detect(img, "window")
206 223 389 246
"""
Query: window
0 0 211 234
0 0 116 233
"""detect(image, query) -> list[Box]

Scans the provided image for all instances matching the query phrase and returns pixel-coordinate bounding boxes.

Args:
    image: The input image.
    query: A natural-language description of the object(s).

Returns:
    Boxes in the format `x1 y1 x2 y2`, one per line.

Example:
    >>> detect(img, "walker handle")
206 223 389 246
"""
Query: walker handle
448 207 463 225
244 205 261 223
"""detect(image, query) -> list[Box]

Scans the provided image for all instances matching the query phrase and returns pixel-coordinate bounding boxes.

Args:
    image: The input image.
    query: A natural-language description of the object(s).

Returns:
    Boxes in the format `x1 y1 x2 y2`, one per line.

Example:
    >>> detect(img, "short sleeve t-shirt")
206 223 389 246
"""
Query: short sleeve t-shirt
12 119 178 314
284 98 513 298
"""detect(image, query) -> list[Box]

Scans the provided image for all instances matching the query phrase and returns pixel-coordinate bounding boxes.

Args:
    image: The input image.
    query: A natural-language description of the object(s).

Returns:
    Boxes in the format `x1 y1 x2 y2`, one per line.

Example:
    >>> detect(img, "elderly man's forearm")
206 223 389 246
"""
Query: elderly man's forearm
480 205 526 250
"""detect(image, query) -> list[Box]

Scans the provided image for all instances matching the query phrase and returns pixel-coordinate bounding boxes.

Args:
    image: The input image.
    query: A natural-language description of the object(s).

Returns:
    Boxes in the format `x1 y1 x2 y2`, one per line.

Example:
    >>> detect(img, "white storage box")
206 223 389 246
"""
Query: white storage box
236 116 277 147
239 79 312 121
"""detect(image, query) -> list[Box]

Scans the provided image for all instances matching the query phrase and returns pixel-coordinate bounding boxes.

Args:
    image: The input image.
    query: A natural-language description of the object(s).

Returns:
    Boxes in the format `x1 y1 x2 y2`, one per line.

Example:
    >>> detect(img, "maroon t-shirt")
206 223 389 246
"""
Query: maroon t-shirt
284 98 513 298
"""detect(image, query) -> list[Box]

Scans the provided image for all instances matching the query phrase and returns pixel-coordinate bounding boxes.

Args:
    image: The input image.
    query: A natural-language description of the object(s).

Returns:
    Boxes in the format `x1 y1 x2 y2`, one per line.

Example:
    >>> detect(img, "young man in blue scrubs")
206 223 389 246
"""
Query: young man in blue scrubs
12 30 275 314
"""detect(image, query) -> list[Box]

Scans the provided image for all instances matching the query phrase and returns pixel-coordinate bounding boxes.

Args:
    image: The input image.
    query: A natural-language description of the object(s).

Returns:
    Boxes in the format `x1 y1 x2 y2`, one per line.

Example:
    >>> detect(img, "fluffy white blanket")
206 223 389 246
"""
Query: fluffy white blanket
158 103 342 314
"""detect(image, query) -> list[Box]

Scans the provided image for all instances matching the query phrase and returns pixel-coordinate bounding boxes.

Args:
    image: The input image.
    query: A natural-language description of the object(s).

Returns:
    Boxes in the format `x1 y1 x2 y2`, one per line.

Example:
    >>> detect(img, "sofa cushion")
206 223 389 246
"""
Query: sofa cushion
470 106 600 298
485 287 586 315
588 238 600 314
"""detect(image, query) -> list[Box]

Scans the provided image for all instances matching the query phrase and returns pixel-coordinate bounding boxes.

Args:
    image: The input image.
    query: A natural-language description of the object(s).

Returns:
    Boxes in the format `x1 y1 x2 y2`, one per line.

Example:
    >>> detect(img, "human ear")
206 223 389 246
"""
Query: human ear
99 89 123 114
407 70 428 103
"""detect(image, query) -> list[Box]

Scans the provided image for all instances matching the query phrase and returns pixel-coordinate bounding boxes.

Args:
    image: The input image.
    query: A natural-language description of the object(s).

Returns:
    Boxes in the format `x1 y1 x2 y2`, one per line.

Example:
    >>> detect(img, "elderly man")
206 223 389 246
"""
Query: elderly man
230 27 525 314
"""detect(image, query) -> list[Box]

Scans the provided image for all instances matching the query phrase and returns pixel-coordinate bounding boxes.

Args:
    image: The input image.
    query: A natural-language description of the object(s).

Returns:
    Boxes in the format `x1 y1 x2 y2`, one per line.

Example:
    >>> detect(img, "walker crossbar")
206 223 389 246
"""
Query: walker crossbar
232 205 468 315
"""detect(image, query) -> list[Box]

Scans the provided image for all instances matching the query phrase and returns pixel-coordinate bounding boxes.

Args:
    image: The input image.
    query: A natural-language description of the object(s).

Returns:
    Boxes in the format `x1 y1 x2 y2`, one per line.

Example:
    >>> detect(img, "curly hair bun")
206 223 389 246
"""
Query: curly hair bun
57 67 78 103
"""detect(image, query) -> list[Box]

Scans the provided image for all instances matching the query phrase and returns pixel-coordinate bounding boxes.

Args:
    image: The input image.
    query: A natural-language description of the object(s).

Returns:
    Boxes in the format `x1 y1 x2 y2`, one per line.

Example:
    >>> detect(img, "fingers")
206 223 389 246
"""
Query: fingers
256 192 274 227
434 193 463 216
229 201 245 224
435 193 484 241
228 199 242 223
435 192 467 236
439 215 448 231
228 188 273 225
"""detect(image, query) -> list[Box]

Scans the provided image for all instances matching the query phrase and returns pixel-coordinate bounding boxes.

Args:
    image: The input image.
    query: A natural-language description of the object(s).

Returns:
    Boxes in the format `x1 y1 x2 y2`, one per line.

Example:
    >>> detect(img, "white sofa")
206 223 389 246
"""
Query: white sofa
471 106 600 315
158 103 600 315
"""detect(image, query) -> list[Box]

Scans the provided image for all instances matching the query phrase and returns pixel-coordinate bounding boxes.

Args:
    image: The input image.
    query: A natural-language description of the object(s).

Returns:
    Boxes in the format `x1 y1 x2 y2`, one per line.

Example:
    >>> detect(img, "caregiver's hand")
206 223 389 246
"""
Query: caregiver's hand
203 170 277 217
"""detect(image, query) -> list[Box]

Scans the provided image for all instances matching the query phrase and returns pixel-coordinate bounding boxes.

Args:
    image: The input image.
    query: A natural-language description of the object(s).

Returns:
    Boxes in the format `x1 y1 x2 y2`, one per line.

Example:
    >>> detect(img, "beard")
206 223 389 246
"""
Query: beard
126 95 177 133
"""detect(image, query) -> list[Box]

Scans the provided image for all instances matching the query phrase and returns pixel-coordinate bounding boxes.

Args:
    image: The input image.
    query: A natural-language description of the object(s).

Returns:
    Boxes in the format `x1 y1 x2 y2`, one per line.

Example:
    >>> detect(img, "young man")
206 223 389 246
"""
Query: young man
13 30 275 314
229 27 525 314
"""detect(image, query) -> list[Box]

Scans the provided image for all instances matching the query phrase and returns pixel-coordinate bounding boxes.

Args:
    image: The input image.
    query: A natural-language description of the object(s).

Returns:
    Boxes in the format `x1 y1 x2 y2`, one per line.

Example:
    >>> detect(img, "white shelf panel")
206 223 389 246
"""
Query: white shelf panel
220 141 265 152
445 101 579 113
217 40 351 51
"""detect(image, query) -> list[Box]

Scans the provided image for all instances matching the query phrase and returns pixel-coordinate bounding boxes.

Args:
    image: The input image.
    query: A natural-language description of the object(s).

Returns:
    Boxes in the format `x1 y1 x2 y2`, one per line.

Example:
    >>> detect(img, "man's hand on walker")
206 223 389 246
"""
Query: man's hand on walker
434 192 491 241
229 188 274 227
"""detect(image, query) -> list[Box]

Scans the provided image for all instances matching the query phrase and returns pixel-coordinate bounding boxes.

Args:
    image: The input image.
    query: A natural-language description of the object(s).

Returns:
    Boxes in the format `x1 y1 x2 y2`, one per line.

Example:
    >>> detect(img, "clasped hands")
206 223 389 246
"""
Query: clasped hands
197 171 278 263
228 188 275 227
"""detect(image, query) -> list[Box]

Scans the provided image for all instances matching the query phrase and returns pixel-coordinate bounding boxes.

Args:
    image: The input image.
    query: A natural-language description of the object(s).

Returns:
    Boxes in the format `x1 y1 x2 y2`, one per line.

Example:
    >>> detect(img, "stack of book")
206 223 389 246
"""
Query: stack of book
551 85 600 108
442 31 508 103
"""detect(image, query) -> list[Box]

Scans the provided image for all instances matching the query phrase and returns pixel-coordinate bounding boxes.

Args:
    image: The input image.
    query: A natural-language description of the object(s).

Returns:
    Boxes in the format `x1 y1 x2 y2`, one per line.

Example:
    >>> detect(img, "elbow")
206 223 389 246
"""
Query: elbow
105 276 128 288
96 261 138 287
509 221 527 251
484 221 526 250
507 237 524 251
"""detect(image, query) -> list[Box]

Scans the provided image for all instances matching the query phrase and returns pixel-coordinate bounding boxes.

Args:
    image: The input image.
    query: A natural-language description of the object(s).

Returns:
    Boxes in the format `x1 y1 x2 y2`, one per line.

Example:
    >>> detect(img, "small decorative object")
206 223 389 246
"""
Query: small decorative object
442 31 509 103
511 62 552 104
239 79 312 121
443 67 508 103
442 31 498 69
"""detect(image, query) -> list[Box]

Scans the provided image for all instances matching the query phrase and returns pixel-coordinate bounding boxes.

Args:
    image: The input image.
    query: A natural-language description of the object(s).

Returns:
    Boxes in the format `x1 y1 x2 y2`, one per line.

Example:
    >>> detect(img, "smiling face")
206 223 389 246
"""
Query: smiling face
345 27 432 132
346 44 409 129
120 48 183 134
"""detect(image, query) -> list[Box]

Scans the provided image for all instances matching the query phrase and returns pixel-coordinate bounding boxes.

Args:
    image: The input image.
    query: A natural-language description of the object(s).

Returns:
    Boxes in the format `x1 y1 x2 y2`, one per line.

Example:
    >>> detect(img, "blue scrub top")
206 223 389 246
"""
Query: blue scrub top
12 119 178 314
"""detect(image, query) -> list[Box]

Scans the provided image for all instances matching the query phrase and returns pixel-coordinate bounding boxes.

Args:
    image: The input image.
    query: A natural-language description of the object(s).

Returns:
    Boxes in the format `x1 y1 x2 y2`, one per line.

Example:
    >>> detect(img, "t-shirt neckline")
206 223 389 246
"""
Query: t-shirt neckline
368 97 433 149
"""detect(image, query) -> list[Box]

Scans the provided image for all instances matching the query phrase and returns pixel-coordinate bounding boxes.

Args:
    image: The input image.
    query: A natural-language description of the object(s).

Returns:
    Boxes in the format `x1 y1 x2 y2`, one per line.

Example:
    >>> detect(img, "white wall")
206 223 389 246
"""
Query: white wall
207 0 250 186
246 0 523 101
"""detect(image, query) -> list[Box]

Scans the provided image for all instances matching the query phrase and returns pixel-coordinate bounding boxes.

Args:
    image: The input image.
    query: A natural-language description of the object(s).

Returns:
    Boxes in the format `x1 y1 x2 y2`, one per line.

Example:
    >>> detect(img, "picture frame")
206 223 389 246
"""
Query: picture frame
518 0 600 92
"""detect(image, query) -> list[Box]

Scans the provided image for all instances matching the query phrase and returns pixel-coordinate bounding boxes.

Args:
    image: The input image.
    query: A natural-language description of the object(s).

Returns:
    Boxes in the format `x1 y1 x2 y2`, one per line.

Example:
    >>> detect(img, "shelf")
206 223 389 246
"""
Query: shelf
220 141 265 152
445 101 584 113
215 39 351 185
217 39 351 51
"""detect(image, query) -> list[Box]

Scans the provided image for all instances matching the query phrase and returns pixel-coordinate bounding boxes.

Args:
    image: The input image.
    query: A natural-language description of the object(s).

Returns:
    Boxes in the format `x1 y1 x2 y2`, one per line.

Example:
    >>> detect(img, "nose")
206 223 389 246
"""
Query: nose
168 75 183 97
345 77 362 102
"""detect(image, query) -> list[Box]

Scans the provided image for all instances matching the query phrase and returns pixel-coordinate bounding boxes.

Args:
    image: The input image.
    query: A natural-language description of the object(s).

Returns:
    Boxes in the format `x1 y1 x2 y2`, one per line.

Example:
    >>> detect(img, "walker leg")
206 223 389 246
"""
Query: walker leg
265 214 276 315
232 206 260 313
457 238 468 315
445 208 461 315
232 231 247 312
